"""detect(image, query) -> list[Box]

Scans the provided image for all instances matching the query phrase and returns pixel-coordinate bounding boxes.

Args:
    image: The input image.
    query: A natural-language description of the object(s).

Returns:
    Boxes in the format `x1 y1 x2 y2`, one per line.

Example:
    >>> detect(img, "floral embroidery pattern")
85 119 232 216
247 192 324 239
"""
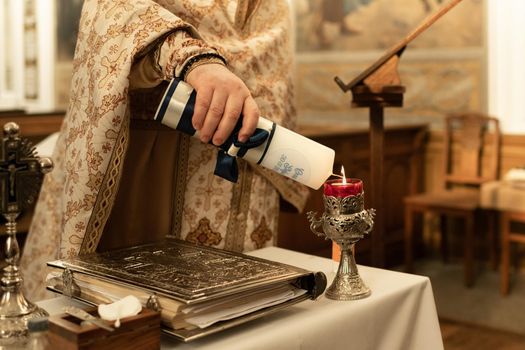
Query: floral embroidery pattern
186 217 223 246
250 216 272 249
194 173 224 211
21 0 308 302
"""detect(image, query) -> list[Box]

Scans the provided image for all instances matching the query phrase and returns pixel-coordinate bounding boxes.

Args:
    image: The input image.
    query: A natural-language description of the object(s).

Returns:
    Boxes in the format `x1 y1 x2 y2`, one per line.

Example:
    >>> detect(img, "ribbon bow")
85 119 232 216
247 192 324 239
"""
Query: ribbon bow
214 128 270 182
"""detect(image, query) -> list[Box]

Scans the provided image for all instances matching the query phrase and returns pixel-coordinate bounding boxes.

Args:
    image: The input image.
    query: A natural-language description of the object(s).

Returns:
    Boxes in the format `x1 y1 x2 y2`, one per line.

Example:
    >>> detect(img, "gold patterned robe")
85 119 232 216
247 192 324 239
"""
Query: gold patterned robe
21 0 309 300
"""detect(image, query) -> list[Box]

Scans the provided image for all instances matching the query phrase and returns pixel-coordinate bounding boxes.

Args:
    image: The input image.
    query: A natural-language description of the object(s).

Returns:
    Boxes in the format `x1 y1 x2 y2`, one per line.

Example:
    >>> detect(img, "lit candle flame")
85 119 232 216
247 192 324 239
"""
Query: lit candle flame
341 165 347 185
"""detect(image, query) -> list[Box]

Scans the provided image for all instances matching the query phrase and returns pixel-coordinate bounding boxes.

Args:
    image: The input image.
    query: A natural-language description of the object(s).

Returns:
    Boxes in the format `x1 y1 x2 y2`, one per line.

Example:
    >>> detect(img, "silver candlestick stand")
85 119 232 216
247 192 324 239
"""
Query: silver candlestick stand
307 192 375 300
0 122 53 341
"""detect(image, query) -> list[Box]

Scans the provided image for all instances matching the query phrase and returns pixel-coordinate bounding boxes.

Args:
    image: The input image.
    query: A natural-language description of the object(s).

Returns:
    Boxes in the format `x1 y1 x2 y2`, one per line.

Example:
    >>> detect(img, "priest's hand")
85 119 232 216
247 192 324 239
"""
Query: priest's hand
185 64 259 145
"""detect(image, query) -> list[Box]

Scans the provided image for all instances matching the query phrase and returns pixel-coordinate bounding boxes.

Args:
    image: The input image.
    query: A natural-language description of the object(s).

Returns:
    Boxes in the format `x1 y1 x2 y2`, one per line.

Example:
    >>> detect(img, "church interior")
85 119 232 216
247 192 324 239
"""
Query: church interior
1 0 525 349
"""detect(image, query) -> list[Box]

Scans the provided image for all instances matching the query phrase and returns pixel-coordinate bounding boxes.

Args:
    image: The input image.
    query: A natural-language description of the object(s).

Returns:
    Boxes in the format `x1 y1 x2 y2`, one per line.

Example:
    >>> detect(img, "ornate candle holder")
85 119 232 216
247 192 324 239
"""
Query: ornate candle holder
0 122 53 341
307 181 375 300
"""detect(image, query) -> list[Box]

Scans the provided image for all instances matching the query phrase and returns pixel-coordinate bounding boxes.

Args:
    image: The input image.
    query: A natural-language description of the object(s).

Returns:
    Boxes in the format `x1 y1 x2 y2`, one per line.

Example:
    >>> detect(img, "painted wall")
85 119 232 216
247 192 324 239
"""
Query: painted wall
293 0 486 130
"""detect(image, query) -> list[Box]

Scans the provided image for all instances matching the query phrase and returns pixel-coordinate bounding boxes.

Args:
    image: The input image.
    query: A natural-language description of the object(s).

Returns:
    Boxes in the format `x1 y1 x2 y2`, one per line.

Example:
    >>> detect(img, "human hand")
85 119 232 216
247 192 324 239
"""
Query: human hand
185 64 259 145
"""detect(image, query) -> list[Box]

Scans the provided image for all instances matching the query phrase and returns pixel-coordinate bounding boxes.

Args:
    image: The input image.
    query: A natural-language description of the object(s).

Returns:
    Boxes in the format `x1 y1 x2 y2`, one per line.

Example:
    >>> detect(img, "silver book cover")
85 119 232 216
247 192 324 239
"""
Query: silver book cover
47 239 324 304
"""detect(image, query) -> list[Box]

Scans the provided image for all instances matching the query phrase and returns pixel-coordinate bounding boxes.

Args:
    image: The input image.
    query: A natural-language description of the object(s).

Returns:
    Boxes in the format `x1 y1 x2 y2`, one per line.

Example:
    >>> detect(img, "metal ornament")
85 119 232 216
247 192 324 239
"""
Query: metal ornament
307 192 375 300
146 294 161 312
0 122 53 340
62 268 80 298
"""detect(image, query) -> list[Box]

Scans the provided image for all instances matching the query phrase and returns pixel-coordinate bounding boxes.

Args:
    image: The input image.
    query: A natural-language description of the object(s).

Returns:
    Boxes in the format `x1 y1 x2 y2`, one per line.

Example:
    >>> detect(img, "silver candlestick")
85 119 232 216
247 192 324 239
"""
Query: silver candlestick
307 192 375 300
0 122 53 340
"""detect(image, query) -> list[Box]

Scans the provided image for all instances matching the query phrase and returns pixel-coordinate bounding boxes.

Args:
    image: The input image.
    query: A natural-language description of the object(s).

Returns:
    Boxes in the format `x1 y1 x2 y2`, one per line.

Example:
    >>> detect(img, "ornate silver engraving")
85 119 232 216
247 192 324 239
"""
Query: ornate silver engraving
53 239 313 302
0 122 53 340
323 192 364 215
62 268 80 298
307 194 375 300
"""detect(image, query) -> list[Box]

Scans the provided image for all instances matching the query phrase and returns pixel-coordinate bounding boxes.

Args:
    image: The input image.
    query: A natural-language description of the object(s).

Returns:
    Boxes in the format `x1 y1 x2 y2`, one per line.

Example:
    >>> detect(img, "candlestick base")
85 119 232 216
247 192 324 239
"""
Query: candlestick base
0 217 50 341
326 275 371 301
325 245 370 300
0 307 49 340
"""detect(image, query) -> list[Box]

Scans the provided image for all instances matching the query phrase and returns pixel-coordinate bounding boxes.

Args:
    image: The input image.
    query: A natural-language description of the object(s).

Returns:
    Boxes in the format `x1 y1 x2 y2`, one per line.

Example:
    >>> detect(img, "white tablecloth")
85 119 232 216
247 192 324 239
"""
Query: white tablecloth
481 180 525 211
38 247 443 350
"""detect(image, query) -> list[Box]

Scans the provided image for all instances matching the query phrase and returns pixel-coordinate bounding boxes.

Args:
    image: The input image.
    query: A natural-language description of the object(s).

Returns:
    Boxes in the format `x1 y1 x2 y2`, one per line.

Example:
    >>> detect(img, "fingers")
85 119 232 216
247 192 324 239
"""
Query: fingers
192 87 213 131
239 96 259 142
197 92 259 145
212 94 244 145
186 64 259 145
199 89 227 143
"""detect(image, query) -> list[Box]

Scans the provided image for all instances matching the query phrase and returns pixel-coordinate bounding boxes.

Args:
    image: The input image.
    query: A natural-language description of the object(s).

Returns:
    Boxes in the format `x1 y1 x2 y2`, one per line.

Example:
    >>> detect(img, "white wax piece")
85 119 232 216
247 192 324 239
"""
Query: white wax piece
98 295 142 328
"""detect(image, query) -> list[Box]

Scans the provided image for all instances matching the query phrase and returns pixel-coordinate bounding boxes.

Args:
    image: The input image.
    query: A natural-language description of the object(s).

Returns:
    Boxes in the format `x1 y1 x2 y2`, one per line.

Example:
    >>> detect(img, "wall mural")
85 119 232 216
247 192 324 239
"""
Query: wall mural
293 0 485 128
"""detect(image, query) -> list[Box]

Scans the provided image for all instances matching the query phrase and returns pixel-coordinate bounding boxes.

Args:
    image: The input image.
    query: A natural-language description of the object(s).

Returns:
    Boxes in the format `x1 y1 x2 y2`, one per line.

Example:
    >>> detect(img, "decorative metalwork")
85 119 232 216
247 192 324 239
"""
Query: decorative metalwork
0 122 53 341
62 268 80 298
323 192 364 215
48 239 320 303
307 193 375 300
146 294 161 312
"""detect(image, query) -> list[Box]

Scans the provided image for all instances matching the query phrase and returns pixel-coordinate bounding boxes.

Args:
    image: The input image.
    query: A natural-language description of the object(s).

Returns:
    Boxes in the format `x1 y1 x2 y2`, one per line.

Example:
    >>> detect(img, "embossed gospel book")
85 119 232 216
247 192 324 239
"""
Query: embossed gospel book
46 239 326 342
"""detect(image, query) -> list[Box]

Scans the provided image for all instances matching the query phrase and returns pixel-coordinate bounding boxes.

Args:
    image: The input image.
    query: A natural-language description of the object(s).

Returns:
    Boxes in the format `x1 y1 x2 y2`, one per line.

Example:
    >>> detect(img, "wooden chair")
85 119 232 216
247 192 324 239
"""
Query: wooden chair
404 112 501 286
500 211 525 295
481 181 525 295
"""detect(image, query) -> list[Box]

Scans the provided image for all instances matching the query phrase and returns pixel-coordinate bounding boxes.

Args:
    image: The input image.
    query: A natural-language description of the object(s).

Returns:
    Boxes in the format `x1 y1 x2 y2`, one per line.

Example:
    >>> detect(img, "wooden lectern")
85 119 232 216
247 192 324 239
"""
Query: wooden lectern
334 0 464 267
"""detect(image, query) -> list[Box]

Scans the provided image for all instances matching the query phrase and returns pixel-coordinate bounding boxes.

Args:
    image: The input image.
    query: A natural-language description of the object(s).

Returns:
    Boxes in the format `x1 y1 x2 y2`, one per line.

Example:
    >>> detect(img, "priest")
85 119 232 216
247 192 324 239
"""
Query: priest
21 0 308 300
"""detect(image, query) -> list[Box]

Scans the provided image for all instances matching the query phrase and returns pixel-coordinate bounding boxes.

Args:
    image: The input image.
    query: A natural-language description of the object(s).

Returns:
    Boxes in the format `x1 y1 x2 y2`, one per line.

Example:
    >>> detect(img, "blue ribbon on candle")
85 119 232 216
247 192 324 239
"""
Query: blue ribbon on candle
213 128 270 181
155 79 272 183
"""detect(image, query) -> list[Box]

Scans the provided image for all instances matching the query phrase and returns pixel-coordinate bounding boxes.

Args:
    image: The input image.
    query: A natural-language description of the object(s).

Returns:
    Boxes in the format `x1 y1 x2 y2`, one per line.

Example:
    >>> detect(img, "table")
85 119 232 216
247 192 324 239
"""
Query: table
38 247 443 350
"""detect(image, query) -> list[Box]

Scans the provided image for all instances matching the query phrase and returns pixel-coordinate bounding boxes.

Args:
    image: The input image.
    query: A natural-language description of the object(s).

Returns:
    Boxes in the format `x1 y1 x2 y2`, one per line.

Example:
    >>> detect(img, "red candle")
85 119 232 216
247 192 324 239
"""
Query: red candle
323 178 363 198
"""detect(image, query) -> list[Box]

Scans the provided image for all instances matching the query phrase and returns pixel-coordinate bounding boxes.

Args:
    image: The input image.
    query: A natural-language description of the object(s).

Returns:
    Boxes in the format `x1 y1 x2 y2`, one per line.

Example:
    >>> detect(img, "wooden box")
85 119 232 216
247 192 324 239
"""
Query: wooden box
48 307 161 350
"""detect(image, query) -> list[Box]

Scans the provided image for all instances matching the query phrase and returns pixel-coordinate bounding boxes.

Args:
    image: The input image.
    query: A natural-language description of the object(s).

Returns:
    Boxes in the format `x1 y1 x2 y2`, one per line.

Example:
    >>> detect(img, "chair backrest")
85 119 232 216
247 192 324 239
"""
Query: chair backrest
443 112 501 189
